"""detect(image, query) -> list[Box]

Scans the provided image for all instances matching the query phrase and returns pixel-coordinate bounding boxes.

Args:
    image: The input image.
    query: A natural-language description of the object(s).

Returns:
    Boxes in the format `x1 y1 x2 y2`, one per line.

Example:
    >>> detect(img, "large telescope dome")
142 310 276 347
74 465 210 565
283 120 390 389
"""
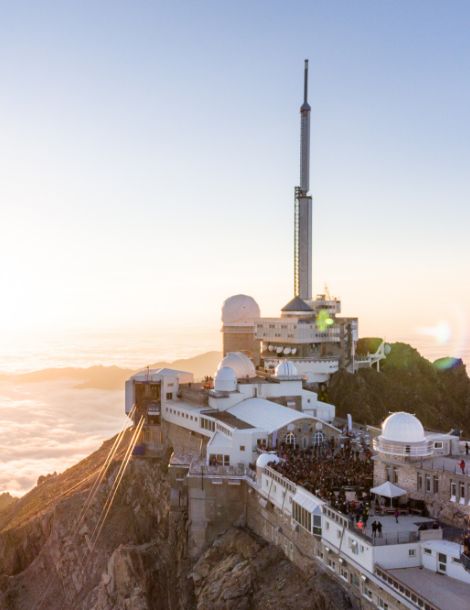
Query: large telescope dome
221 294 260 326
381 412 425 443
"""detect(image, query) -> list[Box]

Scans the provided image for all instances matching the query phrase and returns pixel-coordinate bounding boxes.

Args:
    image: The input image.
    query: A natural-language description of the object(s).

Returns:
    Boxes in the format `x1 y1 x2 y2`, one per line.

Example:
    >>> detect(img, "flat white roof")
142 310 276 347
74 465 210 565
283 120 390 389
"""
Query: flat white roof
387 566 470 610
227 398 312 434
422 539 462 556
131 368 193 382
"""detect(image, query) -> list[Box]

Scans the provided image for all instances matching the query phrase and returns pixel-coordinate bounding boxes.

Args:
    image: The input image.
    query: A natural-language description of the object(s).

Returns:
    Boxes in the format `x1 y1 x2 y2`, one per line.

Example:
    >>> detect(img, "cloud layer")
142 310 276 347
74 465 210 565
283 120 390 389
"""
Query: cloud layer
0 380 127 495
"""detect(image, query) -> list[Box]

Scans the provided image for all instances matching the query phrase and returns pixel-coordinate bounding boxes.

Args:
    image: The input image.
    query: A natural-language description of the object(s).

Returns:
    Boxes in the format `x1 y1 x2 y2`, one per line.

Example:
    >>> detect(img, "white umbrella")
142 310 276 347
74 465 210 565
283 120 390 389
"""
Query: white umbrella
370 481 407 498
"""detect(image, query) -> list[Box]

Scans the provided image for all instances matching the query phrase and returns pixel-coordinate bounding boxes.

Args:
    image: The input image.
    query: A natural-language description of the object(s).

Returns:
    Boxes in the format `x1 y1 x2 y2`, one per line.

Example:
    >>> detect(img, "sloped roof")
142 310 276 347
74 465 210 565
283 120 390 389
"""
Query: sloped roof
281 296 313 312
227 398 312 434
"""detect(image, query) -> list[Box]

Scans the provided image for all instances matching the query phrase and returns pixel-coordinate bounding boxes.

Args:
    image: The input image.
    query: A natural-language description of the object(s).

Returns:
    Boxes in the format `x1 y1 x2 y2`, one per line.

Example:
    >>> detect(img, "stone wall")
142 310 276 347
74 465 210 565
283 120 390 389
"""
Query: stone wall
186 475 248 558
162 420 208 457
222 327 259 364
374 454 470 527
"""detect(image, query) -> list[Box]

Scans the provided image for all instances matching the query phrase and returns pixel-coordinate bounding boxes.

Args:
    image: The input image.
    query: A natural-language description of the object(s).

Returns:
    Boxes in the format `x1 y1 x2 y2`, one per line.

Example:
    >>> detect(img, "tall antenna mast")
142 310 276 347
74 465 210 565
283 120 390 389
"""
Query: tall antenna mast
294 59 313 300
304 58 308 104
299 59 311 194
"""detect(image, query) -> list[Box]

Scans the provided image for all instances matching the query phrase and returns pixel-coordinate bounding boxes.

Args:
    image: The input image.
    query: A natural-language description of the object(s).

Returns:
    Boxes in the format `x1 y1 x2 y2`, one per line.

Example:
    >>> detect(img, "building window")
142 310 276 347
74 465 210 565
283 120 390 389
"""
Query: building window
409 549 416 557
362 585 373 600
417 473 423 491
378 599 389 610
292 500 313 533
451 481 457 502
433 476 439 493
284 432 297 446
424 548 432 555
209 454 230 466
459 481 465 503
166 392 173 400
425 475 431 493
350 573 360 587
434 441 443 449
239 445 245 451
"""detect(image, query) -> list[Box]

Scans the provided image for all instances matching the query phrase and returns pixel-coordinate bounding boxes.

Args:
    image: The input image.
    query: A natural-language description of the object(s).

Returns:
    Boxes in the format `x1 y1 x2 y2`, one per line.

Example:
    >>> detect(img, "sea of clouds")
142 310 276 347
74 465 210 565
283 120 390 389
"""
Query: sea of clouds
0 380 127 496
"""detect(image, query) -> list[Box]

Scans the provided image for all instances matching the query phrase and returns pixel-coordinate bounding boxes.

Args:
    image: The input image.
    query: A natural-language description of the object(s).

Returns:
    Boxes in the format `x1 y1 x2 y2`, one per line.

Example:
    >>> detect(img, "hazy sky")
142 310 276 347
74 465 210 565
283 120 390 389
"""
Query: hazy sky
1 1 469 358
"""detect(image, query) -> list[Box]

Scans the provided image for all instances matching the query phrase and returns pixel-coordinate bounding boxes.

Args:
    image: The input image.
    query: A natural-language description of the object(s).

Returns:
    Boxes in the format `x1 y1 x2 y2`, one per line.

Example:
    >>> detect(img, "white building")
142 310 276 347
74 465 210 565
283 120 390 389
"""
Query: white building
125 352 337 468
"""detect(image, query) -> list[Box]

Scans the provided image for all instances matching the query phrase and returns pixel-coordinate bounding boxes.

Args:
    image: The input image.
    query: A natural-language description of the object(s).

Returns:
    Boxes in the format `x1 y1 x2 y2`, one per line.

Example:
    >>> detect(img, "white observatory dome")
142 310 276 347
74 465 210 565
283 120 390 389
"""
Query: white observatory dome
214 366 237 392
256 453 281 469
275 360 299 378
221 294 260 326
381 412 425 443
218 352 256 379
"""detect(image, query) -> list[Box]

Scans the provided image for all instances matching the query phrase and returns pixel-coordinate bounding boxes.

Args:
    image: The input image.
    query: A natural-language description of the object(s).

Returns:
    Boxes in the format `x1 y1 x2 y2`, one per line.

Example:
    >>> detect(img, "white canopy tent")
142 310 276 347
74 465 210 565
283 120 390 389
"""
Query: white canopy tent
370 481 407 498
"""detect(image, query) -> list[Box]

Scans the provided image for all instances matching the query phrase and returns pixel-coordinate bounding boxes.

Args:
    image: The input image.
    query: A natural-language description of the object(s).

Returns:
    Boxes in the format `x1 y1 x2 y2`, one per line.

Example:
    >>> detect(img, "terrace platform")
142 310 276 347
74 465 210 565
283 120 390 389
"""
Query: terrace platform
387 566 470 610
353 514 439 546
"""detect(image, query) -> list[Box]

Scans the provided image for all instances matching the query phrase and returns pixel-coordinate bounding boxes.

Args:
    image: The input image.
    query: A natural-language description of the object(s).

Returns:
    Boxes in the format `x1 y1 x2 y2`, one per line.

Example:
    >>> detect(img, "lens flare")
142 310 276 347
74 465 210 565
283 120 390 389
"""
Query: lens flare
416 305 469 368
316 309 334 332
418 321 451 345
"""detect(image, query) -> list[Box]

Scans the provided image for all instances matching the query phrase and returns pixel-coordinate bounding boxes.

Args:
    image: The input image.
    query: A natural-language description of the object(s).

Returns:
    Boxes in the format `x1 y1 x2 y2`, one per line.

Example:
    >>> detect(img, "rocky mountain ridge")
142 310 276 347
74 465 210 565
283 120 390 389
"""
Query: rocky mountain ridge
0 435 355 610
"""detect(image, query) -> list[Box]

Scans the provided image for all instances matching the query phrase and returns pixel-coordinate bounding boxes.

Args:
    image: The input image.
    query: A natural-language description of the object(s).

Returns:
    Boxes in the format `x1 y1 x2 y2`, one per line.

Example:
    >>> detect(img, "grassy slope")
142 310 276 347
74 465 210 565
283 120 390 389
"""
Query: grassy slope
328 342 470 435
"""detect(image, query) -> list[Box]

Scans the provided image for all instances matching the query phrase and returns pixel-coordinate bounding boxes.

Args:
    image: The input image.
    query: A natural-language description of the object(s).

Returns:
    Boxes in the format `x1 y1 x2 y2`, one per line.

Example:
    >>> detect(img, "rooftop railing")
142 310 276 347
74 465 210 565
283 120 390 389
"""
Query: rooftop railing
188 459 247 477
373 439 433 457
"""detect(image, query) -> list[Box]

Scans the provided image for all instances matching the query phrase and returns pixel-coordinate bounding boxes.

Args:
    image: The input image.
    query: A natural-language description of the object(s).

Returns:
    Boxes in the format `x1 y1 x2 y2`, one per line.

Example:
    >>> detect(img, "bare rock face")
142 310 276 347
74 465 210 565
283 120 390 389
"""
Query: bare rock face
192 528 356 610
0 434 355 610
0 434 189 610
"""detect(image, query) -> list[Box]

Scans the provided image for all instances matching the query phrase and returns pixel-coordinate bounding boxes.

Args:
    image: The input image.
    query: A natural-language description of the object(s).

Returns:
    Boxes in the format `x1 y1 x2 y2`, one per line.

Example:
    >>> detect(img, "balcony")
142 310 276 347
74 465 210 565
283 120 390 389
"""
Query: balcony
373 438 433 457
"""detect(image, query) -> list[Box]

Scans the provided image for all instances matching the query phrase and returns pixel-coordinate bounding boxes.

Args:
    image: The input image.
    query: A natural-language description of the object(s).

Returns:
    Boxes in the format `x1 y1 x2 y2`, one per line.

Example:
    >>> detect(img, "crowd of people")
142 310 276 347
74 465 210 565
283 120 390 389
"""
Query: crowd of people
270 436 374 513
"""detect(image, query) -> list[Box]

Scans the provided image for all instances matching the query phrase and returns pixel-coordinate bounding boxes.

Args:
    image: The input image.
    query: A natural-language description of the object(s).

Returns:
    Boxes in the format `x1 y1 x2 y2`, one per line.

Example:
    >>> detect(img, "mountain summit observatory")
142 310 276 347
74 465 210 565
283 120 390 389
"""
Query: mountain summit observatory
221 60 386 383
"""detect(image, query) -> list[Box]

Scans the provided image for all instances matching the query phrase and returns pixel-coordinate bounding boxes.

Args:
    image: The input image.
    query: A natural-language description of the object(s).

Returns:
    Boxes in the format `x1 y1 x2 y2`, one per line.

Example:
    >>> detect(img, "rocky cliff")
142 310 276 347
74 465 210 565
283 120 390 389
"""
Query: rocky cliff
0 433 354 610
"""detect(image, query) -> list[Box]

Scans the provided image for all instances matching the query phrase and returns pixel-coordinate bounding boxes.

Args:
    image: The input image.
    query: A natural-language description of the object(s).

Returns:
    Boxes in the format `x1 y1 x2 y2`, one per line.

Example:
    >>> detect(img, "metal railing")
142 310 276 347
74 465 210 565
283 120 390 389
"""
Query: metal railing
418 458 470 476
188 460 247 477
373 439 433 457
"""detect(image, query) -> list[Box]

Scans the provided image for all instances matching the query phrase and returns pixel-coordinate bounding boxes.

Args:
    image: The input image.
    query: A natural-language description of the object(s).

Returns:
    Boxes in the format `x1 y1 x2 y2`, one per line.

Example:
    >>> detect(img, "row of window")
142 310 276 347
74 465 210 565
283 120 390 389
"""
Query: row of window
450 479 470 503
319 550 390 609
375 567 438 610
417 473 439 493
200 417 216 431
263 468 297 492
292 501 322 535
284 431 325 447
323 508 348 529
166 406 196 421
216 422 232 437
208 454 230 466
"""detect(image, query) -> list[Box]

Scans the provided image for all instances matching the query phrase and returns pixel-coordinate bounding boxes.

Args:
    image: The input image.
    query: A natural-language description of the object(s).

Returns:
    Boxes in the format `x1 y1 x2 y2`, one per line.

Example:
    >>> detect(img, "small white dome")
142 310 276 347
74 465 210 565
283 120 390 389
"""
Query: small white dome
218 352 256 379
221 294 260 326
256 453 280 469
214 366 237 392
381 412 425 443
274 360 299 378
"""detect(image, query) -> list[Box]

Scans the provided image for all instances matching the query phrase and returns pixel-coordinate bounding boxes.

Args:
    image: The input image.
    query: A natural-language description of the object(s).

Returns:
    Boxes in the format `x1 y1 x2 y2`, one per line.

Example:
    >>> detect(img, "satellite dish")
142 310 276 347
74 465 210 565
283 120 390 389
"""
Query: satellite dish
283 347 291 355
291 348 297 355
287 423 295 432
276 347 283 354
315 422 323 430
268 345 274 352
384 343 392 356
